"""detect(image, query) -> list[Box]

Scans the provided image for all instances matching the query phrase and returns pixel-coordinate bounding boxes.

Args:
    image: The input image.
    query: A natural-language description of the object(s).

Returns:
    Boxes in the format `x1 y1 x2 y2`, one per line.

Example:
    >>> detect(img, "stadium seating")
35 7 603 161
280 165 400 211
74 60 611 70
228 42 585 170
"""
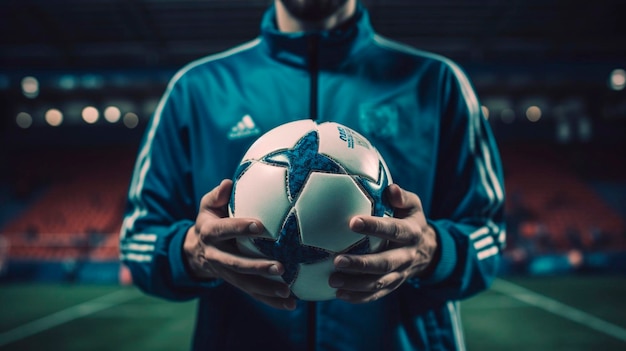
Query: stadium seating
1 142 624 264
500 142 626 252
0 146 134 260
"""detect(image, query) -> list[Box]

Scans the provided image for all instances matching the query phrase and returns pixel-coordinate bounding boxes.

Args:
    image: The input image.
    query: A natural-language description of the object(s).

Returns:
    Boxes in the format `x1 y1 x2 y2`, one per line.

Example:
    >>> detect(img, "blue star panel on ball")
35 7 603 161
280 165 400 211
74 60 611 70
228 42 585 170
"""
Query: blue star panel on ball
229 120 393 301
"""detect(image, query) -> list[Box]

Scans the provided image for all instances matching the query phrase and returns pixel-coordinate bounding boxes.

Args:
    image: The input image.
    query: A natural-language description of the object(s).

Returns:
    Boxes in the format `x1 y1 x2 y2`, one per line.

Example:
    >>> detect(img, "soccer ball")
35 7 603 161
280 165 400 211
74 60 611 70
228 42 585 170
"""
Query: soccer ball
228 120 393 301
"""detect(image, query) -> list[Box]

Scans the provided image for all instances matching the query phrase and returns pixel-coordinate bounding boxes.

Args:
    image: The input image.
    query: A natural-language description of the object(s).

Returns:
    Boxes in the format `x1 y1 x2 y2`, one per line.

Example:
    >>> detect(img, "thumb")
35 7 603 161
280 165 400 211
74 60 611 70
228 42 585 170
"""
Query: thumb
385 184 422 217
201 179 234 211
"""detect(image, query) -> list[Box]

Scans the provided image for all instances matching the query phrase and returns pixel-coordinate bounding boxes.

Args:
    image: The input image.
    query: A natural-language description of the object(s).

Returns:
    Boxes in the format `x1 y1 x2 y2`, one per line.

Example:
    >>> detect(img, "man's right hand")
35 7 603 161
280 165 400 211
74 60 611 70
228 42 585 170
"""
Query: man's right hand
184 179 296 310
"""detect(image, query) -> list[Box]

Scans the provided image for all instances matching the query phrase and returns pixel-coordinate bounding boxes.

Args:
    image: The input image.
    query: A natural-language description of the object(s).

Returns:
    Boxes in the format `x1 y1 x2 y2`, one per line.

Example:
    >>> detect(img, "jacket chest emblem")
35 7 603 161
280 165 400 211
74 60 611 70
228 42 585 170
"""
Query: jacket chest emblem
359 103 399 139
228 114 261 140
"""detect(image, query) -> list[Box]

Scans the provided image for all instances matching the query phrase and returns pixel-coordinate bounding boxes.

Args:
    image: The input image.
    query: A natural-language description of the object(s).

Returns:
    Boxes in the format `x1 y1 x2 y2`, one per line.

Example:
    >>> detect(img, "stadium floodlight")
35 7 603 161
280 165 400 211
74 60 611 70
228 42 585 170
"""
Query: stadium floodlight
104 106 122 123
609 68 625 91
123 112 139 129
526 106 542 122
21 76 39 99
16 112 33 129
82 106 99 124
45 108 63 127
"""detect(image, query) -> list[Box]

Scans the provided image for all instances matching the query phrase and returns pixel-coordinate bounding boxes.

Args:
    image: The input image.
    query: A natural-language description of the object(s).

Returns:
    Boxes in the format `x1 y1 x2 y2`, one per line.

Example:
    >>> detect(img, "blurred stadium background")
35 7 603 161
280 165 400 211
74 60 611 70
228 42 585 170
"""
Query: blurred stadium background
0 0 625 350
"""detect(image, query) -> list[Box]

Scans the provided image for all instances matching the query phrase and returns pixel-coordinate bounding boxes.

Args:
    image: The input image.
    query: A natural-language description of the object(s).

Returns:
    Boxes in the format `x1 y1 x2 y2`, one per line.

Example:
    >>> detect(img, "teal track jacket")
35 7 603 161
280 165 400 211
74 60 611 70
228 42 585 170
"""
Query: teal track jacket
120 4 505 351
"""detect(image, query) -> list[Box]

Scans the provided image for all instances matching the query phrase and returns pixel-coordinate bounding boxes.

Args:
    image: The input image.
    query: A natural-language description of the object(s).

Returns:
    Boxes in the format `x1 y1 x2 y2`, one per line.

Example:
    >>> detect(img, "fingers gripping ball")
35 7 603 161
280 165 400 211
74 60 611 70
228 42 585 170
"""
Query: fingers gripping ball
229 120 393 301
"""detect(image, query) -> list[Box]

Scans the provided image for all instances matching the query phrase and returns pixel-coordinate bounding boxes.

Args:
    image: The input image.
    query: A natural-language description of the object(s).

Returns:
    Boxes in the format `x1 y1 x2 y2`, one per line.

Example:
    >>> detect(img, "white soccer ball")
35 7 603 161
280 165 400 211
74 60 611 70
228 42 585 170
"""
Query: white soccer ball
228 120 393 301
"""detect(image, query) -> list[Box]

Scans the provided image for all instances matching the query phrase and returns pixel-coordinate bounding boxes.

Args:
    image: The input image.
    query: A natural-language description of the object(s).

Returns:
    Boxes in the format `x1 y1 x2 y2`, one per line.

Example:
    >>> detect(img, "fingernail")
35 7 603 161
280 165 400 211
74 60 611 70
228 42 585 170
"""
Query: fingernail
269 264 281 275
248 222 260 234
335 256 349 268
329 277 344 288
352 217 365 232
276 289 290 298
283 301 295 311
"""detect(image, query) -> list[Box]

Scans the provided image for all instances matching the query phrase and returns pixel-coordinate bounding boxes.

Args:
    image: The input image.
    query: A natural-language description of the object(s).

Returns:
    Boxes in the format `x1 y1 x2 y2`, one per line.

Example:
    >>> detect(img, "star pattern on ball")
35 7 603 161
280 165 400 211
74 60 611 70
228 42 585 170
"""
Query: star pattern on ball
357 162 393 217
263 131 344 202
229 160 253 214
344 237 371 255
253 211 332 285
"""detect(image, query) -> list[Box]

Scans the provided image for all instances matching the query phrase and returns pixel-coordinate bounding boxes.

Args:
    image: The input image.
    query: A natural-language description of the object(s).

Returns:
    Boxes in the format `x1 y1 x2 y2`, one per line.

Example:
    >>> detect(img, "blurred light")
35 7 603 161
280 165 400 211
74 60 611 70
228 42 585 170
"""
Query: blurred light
81 74 104 89
525 106 542 122
609 68 626 91
578 117 592 141
500 108 515 124
82 106 99 124
568 250 583 268
16 112 32 129
111 74 131 88
482 97 512 120
45 108 63 127
58 75 77 90
123 112 139 129
481 105 489 119
21 76 39 98
104 106 122 123
0 74 9 90
63 101 89 124
556 118 571 143
143 98 159 117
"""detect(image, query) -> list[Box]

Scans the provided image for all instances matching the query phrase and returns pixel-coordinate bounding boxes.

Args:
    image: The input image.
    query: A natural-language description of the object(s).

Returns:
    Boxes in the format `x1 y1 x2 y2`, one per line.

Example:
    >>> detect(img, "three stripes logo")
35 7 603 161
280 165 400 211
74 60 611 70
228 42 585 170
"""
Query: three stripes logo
228 114 261 140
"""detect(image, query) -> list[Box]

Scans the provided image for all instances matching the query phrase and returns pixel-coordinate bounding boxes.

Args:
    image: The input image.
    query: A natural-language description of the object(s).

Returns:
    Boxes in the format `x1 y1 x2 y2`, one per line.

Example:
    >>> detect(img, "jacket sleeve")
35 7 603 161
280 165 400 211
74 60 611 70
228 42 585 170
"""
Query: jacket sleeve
119 74 221 301
409 61 505 301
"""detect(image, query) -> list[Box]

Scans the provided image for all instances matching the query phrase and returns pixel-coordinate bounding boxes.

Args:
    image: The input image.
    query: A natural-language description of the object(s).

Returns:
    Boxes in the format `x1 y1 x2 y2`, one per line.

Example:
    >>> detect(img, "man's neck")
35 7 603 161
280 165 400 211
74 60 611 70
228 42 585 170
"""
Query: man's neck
275 0 356 33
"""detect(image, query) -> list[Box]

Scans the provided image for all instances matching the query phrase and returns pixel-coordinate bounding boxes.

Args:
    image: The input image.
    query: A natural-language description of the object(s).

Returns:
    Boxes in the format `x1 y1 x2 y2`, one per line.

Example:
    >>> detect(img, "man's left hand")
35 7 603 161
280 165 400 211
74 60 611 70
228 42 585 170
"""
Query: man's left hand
329 183 438 303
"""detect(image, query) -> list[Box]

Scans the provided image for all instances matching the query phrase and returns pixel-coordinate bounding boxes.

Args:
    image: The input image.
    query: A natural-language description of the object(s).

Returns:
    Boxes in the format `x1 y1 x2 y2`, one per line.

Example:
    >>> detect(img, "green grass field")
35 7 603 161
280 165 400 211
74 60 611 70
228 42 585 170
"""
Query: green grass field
1 276 625 350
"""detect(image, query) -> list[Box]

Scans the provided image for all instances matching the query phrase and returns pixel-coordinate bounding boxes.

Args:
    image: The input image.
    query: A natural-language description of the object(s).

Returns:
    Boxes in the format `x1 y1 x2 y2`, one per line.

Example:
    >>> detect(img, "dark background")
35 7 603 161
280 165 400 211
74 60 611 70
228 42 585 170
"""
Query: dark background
1 0 625 272
1 0 625 144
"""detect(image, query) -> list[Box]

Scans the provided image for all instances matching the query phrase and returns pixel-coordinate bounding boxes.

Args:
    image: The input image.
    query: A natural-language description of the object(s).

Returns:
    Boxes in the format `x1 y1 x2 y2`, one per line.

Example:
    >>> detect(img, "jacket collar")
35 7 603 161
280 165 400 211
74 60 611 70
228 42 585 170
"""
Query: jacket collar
259 3 375 69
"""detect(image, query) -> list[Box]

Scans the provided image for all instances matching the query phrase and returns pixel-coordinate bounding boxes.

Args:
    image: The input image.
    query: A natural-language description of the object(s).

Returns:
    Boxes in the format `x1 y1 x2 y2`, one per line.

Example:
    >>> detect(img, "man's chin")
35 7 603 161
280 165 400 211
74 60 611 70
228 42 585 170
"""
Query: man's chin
278 0 349 22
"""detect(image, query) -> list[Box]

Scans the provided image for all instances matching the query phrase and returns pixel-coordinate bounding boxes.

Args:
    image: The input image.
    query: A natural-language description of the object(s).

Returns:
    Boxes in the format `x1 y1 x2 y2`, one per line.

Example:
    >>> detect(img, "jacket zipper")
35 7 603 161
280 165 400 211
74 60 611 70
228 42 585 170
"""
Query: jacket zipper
307 301 317 351
306 34 319 351
307 34 319 121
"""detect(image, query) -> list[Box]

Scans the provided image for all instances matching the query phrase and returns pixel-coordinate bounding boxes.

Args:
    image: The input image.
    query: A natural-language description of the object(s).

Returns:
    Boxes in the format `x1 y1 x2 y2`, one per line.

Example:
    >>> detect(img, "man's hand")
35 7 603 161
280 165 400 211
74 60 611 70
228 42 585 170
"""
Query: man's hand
184 179 296 310
329 184 438 303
